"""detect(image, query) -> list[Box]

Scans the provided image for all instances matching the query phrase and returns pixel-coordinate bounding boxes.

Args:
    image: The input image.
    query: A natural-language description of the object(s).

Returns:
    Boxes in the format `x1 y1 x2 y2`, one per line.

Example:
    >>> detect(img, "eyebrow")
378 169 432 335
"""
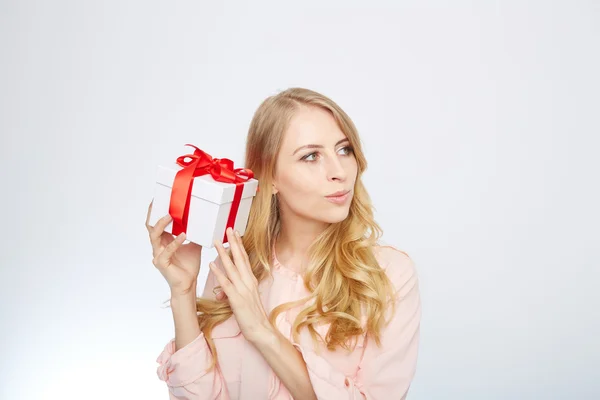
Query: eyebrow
292 138 350 156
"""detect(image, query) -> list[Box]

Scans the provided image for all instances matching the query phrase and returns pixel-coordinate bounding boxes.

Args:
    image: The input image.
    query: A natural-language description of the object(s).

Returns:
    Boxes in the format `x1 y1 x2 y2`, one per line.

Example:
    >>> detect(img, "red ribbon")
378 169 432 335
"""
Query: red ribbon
169 144 255 244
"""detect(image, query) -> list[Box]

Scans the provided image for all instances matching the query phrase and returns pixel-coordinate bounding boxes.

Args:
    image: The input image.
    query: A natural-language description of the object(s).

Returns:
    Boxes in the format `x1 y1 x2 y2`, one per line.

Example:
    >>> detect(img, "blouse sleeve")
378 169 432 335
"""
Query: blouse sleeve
156 255 229 400
292 247 422 400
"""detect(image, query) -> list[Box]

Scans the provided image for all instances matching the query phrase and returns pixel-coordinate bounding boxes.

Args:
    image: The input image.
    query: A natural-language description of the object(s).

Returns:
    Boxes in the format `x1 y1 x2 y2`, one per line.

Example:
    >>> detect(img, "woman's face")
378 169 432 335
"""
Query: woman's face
273 106 358 224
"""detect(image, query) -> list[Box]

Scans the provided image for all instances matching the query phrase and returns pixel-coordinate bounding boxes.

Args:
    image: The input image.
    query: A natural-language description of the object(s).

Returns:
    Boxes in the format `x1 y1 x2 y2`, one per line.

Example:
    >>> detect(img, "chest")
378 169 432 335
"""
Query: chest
210 273 367 385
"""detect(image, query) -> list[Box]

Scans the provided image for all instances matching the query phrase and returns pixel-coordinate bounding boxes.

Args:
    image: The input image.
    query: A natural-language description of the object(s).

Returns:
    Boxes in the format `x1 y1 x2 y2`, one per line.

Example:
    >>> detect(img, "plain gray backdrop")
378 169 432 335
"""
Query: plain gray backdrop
1 1 598 399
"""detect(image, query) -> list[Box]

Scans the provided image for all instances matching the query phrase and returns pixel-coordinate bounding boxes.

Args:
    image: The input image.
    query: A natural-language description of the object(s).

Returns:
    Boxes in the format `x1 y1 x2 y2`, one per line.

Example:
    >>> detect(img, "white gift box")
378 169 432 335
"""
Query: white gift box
148 162 259 248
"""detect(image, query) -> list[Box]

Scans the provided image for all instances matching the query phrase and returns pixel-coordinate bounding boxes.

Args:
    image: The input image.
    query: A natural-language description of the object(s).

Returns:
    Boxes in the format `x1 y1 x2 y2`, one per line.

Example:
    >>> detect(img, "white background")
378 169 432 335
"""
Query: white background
1 1 598 399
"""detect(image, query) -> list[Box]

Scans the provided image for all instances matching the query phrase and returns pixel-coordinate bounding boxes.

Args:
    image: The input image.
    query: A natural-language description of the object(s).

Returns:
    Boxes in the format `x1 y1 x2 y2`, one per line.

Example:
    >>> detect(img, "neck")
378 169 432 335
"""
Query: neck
275 212 329 273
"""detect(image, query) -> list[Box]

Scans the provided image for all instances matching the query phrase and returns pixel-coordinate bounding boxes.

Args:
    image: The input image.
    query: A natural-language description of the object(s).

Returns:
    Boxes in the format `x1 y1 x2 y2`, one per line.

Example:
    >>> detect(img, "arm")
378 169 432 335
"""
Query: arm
173 256 224 351
208 231 318 399
156 257 229 400
171 292 202 351
253 328 318 400
353 249 421 399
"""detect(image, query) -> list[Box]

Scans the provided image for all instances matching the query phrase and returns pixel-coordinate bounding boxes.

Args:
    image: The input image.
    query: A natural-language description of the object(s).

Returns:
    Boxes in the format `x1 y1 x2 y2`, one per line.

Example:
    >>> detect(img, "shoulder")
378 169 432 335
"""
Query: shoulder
373 244 419 296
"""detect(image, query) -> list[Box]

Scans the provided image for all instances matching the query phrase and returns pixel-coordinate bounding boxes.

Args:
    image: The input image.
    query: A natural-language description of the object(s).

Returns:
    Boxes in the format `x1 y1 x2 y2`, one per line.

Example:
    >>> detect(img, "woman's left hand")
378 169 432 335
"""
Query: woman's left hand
210 227 273 345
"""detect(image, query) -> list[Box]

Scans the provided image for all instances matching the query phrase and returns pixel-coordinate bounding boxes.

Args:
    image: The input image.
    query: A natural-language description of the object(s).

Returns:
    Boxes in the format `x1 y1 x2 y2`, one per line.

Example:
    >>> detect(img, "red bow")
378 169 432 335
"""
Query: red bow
169 144 255 244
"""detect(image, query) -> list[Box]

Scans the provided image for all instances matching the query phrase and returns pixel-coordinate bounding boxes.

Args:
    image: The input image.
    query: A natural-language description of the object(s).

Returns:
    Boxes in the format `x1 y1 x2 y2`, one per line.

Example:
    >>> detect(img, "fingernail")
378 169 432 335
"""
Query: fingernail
235 230 240 237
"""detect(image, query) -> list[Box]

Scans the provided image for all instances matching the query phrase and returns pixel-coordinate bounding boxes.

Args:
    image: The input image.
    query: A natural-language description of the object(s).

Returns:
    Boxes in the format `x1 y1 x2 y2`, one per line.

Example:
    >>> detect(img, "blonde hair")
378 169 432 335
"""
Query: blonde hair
194 88 396 370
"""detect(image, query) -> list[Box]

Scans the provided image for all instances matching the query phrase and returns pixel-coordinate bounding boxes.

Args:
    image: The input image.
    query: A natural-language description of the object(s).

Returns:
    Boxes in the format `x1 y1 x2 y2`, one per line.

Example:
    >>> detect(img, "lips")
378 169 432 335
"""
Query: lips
326 190 350 198
325 190 351 204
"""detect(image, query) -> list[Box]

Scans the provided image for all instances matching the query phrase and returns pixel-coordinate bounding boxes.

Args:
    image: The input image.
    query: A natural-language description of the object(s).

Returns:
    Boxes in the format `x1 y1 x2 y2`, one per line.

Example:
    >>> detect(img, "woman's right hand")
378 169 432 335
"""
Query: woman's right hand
145 200 202 296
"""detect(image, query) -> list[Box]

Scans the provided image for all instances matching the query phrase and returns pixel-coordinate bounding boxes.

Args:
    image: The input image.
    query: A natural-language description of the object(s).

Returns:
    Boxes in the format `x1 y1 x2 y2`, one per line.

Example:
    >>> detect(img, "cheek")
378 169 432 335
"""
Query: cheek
347 158 359 178
279 173 323 208
281 174 319 198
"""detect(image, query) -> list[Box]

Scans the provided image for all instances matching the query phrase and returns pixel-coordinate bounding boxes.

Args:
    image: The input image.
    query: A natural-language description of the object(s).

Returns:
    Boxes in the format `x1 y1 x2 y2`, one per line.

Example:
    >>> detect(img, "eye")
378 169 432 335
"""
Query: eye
301 152 318 162
300 146 354 162
340 146 354 156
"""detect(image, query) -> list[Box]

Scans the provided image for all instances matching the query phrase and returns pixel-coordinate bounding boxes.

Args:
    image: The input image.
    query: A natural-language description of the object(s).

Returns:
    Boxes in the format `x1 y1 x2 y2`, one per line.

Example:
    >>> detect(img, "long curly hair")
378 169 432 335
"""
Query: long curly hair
194 88 396 370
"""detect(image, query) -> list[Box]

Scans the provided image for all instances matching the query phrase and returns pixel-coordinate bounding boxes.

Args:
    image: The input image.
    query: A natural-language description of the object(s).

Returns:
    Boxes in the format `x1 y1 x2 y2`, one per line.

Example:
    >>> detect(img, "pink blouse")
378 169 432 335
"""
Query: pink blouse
156 243 421 399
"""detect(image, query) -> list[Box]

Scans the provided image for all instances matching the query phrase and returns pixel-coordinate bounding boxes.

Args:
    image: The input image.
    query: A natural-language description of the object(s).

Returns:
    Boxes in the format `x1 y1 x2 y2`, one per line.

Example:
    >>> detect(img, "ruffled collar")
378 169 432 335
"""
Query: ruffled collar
271 239 303 280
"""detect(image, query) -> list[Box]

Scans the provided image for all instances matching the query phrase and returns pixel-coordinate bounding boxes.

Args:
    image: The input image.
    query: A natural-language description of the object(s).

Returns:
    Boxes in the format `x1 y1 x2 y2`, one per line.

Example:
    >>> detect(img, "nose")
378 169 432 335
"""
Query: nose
325 154 348 182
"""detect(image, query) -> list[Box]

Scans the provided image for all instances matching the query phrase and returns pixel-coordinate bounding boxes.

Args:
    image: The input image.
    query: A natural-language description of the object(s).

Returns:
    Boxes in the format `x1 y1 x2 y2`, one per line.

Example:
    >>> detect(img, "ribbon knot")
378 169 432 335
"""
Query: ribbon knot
169 144 256 244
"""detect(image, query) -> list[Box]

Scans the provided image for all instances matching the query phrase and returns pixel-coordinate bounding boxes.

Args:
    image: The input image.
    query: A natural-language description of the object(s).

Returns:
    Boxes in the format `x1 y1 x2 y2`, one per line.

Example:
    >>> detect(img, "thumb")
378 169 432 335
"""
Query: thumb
216 291 228 301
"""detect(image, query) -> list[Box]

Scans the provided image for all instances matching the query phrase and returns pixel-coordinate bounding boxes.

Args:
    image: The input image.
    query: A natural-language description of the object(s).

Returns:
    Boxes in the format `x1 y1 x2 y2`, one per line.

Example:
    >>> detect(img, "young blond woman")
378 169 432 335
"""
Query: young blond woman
146 88 421 399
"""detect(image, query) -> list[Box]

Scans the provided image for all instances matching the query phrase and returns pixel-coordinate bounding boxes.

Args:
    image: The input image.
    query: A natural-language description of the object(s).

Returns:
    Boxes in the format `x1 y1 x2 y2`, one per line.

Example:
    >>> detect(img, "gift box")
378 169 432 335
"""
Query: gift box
148 144 259 248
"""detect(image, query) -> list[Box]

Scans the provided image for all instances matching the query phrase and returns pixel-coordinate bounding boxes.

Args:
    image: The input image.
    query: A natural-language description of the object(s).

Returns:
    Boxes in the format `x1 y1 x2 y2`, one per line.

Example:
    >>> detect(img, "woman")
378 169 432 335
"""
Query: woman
147 88 421 399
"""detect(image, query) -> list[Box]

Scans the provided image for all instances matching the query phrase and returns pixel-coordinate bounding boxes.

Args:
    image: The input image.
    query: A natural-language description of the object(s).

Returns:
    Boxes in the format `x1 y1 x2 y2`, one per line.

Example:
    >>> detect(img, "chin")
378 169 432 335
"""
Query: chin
319 208 351 224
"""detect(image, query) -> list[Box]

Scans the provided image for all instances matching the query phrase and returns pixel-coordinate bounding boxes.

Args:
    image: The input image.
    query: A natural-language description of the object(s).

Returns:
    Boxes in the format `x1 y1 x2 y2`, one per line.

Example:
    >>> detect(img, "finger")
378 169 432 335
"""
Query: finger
154 232 186 269
234 230 252 268
209 261 236 301
214 238 242 286
226 228 253 285
151 231 175 258
234 230 257 284
149 214 173 248
216 291 227 301
145 200 152 230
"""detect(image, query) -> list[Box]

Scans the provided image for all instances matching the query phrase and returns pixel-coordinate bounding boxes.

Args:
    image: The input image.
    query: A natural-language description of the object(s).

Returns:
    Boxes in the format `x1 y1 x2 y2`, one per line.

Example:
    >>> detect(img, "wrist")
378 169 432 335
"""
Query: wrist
170 283 197 299
170 290 197 305
250 321 281 353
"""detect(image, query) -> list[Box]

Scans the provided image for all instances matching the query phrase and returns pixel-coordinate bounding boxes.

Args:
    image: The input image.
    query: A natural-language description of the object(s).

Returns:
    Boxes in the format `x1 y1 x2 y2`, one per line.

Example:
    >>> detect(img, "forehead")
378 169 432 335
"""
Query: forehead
281 106 346 150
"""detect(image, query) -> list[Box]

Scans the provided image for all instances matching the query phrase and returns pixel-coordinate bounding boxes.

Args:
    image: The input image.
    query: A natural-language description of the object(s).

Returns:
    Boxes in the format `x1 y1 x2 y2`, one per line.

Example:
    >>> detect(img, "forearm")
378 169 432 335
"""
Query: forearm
253 327 317 400
170 290 202 351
